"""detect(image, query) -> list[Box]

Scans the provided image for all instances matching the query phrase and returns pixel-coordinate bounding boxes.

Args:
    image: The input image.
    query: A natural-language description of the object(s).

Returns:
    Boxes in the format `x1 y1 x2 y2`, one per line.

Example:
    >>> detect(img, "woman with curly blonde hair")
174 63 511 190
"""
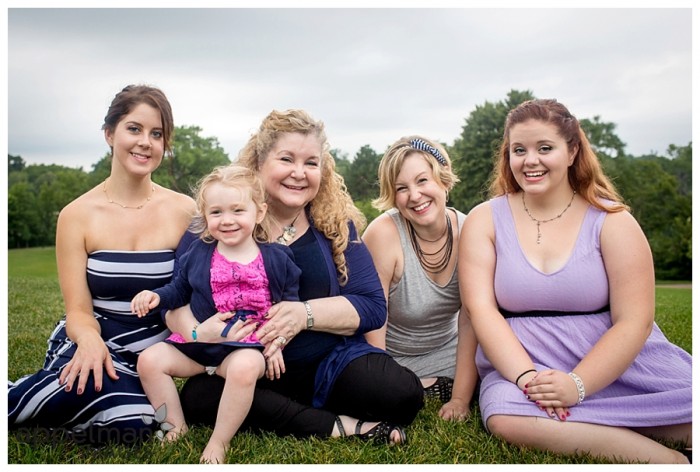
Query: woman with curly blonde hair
168 110 424 446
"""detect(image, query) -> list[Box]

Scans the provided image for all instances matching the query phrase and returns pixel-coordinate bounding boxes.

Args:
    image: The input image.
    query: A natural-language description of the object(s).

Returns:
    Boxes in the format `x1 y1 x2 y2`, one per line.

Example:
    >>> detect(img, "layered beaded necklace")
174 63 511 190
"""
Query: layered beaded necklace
103 178 155 210
407 212 453 274
522 190 576 244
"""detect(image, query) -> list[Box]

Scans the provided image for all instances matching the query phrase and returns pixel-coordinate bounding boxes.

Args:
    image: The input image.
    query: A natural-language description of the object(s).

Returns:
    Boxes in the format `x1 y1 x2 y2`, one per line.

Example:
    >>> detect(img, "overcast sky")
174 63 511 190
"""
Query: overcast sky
5 5 696 172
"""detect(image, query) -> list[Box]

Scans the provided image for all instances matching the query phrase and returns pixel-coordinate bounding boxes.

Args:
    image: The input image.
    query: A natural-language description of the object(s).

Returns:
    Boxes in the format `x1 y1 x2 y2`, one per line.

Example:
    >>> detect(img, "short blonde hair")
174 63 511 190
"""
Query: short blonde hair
373 135 459 211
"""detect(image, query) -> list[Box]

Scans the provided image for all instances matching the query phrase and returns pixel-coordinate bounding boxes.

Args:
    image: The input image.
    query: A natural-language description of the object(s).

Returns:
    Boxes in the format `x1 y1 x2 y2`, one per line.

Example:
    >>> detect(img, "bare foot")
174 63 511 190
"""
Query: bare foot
161 424 188 443
200 439 228 464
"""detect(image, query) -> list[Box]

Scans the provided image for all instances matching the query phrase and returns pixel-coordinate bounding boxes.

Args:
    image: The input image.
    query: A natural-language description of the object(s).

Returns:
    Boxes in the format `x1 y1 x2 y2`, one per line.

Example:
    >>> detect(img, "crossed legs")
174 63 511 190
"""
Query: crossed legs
487 414 691 464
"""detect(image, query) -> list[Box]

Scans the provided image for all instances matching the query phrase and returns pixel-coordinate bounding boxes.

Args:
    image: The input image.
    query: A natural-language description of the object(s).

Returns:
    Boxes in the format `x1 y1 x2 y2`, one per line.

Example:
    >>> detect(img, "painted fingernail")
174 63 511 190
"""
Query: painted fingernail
560 415 566 420
523 389 528 394
77 388 83 395
535 401 540 405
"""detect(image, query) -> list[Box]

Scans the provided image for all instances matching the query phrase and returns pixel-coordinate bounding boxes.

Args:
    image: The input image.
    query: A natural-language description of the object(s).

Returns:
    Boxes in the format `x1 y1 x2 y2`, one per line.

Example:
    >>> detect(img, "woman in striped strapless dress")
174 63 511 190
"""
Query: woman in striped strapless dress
7 84 197 444
9 250 182 443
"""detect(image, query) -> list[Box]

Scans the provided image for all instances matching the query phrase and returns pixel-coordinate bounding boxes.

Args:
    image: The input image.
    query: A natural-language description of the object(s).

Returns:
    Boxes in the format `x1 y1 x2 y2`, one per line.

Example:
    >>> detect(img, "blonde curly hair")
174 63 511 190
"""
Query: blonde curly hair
236 109 365 286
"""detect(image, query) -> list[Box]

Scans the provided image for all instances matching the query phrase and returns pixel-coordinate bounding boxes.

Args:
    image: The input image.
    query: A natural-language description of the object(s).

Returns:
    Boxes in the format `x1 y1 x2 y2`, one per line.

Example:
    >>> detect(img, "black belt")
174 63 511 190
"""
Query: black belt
499 304 610 319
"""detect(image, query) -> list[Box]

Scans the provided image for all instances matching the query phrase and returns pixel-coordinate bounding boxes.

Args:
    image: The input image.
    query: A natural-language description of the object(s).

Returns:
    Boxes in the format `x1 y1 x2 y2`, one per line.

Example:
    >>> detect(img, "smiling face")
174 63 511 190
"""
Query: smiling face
394 152 447 227
258 132 322 215
104 102 164 176
204 182 266 249
508 119 577 196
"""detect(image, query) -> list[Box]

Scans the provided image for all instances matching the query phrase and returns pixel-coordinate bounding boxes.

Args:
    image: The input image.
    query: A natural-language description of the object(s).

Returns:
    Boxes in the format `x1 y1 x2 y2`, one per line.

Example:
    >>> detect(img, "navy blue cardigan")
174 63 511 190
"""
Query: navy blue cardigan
155 237 300 321
302 220 387 407
166 218 387 408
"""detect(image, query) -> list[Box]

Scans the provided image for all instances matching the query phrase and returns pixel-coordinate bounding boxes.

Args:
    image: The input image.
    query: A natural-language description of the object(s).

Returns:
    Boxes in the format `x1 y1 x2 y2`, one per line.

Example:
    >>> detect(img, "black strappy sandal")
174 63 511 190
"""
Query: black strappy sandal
423 376 453 403
354 420 406 445
334 416 347 438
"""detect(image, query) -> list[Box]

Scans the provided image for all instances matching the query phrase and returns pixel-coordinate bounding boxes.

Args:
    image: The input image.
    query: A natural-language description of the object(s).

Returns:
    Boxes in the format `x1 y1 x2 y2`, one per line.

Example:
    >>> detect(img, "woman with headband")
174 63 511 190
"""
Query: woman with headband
363 136 479 422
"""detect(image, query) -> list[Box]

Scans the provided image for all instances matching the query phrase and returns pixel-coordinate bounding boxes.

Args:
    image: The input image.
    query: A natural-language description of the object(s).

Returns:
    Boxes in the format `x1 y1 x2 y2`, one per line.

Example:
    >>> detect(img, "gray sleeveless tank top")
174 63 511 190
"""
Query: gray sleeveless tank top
384 207 465 378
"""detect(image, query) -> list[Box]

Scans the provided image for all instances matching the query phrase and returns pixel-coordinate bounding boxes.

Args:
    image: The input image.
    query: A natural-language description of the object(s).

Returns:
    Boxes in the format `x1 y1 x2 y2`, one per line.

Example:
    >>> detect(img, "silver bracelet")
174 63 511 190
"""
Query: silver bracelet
568 372 585 404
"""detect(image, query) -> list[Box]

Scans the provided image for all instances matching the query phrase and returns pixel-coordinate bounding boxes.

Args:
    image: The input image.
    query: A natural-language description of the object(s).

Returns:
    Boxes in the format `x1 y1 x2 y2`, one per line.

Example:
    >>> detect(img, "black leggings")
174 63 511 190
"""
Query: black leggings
180 353 424 438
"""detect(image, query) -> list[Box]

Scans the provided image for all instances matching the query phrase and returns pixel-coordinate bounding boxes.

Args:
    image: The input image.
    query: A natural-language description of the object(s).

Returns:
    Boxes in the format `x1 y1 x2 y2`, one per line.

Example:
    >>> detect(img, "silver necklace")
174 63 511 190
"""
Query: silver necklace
276 212 302 245
522 191 576 244
103 178 155 210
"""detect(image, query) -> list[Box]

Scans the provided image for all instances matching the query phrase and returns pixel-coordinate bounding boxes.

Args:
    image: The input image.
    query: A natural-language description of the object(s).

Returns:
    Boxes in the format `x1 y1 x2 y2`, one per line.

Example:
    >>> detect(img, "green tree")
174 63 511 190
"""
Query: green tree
153 125 231 196
649 143 692 196
88 153 113 187
450 89 535 213
8 154 25 173
344 145 381 201
8 181 41 248
331 148 351 177
354 199 381 227
579 116 627 159
37 169 92 245
603 155 691 279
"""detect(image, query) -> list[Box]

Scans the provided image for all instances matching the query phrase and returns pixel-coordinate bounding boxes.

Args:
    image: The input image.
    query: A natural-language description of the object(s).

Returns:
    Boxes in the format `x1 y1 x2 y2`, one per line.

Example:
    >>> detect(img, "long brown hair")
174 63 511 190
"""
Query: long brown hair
102 84 174 152
490 99 627 212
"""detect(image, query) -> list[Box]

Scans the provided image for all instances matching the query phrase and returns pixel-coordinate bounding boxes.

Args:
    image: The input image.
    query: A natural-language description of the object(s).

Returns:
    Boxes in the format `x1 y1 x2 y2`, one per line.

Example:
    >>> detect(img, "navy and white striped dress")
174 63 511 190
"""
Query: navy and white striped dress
8 250 174 444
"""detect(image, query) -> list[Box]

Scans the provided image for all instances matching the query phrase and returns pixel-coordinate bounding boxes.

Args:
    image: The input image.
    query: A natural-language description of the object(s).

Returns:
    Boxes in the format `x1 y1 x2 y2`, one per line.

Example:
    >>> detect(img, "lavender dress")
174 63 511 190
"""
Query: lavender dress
476 195 692 428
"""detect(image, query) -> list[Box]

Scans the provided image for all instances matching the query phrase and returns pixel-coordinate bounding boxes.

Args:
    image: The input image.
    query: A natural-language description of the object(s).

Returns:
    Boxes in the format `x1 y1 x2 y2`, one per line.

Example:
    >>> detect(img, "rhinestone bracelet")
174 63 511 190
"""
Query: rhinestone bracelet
568 372 585 404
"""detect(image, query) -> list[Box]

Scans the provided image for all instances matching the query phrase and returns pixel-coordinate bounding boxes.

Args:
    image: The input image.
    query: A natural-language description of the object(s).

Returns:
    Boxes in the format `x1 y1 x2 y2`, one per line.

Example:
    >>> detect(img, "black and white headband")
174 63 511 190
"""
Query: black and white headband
409 138 448 166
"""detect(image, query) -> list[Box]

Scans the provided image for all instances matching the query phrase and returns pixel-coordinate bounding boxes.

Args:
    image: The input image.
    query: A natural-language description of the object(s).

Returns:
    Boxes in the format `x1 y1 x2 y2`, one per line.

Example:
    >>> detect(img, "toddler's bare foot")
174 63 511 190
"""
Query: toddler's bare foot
162 424 188 443
200 439 227 464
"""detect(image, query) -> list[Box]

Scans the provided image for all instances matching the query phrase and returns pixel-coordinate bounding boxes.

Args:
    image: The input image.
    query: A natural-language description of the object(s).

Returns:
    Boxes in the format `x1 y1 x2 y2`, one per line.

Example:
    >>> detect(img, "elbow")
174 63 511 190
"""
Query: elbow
357 306 386 333
359 311 385 333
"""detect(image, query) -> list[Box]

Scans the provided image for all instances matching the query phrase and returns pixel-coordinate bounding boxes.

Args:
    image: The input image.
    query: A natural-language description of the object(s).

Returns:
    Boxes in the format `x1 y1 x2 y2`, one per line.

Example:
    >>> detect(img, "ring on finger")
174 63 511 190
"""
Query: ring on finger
276 336 287 346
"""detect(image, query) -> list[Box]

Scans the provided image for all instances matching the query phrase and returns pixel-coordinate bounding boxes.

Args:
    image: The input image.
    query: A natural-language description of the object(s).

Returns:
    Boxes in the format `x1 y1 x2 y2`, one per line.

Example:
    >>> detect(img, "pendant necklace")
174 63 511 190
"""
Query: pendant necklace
103 178 155 210
276 211 302 245
407 212 453 274
522 190 576 244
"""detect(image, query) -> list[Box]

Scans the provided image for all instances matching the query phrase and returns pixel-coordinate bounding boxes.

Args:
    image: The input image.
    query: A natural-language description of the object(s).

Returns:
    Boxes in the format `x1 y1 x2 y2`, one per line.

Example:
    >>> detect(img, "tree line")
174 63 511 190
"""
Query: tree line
8 90 691 280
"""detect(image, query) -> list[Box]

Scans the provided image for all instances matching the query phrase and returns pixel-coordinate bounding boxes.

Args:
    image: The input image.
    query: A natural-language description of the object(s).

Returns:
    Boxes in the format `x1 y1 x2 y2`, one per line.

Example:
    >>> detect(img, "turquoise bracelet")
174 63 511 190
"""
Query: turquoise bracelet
192 323 200 342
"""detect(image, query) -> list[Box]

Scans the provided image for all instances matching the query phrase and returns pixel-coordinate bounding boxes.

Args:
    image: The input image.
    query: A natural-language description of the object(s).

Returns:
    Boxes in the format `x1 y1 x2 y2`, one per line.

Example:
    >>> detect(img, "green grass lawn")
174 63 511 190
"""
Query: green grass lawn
6 247 692 464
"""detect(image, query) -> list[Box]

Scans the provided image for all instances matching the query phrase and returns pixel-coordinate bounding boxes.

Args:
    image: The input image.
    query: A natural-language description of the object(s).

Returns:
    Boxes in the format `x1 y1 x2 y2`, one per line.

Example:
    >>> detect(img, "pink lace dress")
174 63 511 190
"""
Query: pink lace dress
210 248 272 344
